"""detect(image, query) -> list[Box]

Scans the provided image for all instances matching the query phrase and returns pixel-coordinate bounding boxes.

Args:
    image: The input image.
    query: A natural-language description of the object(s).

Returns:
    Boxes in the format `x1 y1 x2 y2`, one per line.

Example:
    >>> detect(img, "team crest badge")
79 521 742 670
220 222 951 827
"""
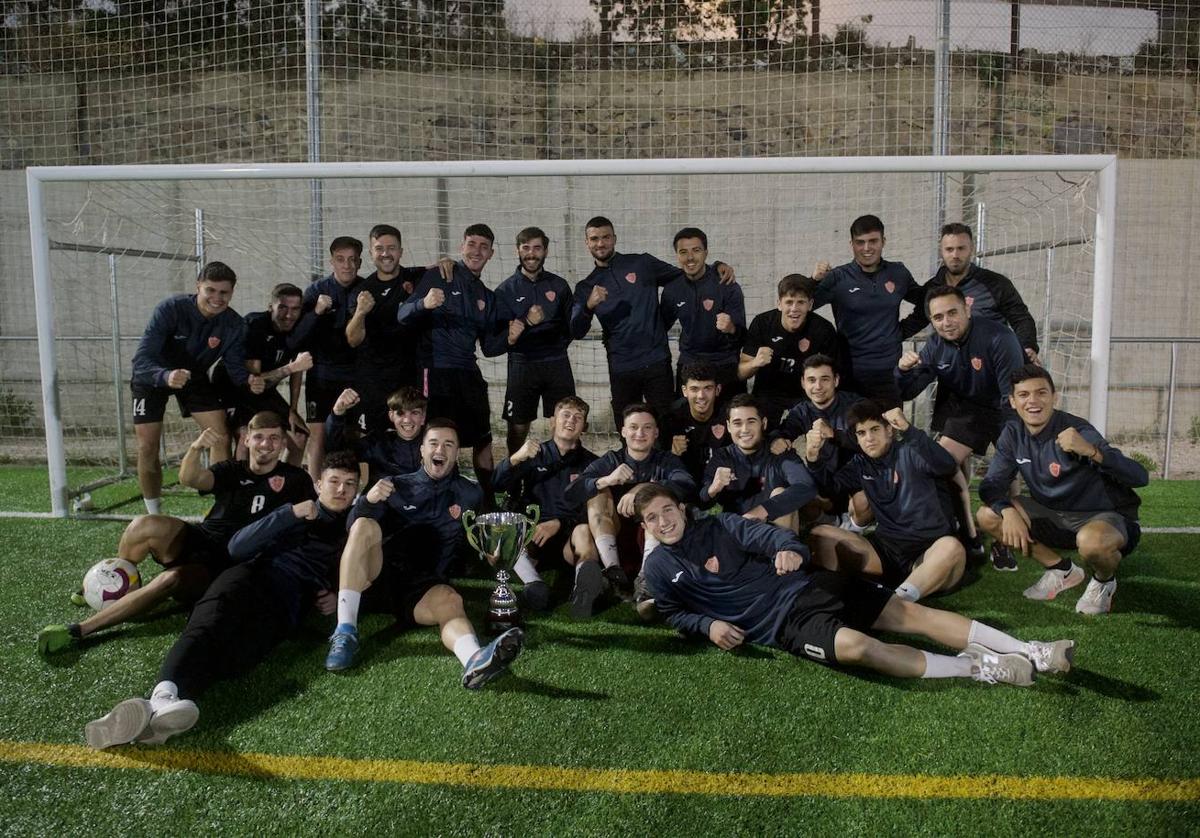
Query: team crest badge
476 299 486 311
545 290 556 302
884 280 896 294
704 555 720 573
712 424 726 439
1049 462 1061 478
268 475 285 492
703 299 714 311
207 336 221 349
965 295 975 308
971 357 983 371
569 473 579 482
625 272 637 284
449 504 462 520
403 281 414 294
798 338 810 352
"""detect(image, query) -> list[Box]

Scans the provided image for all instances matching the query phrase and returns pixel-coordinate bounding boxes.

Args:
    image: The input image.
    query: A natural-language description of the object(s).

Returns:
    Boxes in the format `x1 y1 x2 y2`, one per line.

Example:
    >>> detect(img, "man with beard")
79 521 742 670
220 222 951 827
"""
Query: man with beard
493 226 576 453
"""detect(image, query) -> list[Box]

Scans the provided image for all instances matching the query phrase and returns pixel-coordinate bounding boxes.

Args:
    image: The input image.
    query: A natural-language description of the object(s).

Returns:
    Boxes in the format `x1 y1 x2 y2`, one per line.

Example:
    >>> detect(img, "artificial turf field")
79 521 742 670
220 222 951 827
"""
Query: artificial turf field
1 467 1198 836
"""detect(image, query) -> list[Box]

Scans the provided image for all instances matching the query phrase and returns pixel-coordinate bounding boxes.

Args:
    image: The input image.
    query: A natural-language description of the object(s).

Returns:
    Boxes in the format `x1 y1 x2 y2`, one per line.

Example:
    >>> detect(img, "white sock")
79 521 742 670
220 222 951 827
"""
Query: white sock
641 533 660 562
144 497 161 514
596 534 619 569
336 589 361 629
453 634 482 666
921 651 975 679
150 680 178 711
514 550 542 584
967 620 1026 655
895 582 922 602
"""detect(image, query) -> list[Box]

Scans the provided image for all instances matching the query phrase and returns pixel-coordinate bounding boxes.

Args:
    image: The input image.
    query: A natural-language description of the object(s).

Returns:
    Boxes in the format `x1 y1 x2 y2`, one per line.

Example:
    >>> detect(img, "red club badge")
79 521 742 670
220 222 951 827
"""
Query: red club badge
712 424 726 439
268 475 285 492
403 281 414 295
971 357 983 371
884 280 896 294
625 272 638 284
449 504 462 520
703 298 714 311
965 295 975 308
798 338 811 352
545 290 556 302
1049 462 1061 478
704 555 720 573
476 299 486 311
207 336 221 349
569 473 579 482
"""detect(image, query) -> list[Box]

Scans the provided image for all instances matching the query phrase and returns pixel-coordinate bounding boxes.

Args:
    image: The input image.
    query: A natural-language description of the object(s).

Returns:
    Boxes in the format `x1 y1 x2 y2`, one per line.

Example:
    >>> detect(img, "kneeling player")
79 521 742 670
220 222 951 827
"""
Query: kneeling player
804 401 965 602
83 453 359 749
324 420 523 687
976 365 1149 614
38 413 315 656
636 484 1073 685
493 396 599 616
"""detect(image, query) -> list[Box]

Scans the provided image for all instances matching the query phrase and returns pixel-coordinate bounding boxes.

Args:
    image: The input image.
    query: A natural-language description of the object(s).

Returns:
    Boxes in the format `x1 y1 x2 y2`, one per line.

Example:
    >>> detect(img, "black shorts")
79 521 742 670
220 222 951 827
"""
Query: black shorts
932 391 1004 456
171 523 234 579
1018 495 1141 557
610 358 675 423
774 570 893 666
867 531 943 586
130 378 225 425
527 527 573 566
843 368 901 410
424 366 493 449
355 364 420 435
503 356 576 424
361 556 447 630
306 374 355 424
230 388 291 431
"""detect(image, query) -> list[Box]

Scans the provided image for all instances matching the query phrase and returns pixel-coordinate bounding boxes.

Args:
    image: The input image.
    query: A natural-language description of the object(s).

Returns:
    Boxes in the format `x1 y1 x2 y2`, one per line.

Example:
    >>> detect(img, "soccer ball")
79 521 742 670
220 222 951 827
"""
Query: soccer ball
82 558 142 611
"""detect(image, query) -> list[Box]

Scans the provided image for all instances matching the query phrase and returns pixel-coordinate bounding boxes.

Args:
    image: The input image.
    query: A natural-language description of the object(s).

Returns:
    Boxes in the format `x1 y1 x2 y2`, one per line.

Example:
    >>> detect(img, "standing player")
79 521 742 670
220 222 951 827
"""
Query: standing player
739 274 840 427
325 386 427 486
805 401 965 602
570 216 733 423
345 224 430 434
660 364 732 493
493 226 576 453
635 484 1074 686
323 420 524 688
38 413 315 655
660 227 746 397
914 223 1041 363
494 396 599 615
896 285 1025 561
397 224 506 507
565 403 696 596
82 452 359 749
130 261 249 514
811 215 926 407
302 236 365 481
976 365 1149 614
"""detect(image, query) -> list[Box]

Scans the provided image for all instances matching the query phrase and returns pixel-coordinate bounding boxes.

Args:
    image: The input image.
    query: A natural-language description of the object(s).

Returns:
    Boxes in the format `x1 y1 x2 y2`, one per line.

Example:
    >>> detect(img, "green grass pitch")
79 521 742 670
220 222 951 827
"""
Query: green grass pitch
1 467 1198 835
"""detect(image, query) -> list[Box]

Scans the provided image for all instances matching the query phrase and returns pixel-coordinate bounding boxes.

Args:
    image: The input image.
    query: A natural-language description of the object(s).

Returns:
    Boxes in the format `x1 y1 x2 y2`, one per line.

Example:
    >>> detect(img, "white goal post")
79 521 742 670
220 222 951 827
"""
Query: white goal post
26 155 1118 517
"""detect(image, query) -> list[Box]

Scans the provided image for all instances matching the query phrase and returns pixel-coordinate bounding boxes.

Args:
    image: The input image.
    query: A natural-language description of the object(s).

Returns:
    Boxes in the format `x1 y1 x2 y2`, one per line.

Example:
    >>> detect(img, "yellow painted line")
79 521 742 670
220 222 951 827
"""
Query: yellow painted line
1 739 1198 802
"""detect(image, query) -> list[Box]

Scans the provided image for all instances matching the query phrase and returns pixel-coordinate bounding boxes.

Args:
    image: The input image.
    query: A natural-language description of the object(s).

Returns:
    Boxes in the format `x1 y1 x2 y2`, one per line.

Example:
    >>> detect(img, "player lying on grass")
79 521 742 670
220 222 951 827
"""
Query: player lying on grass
803 401 965 602
323 419 524 687
325 385 426 487
83 452 360 749
39 413 314 656
493 396 599 616
634 483 1074 686
976 364 1149 614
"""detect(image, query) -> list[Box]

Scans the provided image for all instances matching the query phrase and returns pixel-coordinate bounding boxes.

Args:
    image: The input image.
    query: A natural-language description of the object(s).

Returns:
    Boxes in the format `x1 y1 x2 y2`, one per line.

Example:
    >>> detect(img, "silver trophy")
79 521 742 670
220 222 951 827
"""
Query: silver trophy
462 505 541 634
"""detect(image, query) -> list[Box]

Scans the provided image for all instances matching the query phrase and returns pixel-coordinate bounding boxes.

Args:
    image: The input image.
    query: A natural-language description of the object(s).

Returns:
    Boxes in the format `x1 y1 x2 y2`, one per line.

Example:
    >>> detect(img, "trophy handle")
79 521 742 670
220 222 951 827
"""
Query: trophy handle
462 509 482 555
522 504 542 547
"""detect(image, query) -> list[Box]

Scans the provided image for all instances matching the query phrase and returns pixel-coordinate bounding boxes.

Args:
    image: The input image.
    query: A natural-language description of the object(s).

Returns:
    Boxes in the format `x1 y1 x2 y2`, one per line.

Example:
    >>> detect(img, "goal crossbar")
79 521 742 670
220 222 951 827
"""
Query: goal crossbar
27 154 1119 516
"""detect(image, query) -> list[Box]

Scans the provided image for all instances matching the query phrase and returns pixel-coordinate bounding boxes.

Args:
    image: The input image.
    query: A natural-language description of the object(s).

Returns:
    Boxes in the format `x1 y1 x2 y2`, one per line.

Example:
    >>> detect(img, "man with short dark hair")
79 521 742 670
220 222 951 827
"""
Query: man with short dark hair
494 226 576 453
739 274 839 427
82 451 360 749
660 227 746 397
397 224 506 507
660 363 732 491
302 236 366 481
131 261 249 513
636 483 1073 686
324 420 524 687
976 365 1149 614
325 385 427 486
811 215 926 407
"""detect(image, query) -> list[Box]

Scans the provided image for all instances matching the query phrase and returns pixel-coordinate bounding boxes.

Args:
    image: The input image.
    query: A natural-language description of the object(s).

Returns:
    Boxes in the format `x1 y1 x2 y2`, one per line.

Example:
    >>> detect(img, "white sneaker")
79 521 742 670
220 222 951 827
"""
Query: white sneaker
959 643 1035 686
85 698 152 750
1076 577 1117 615
1026 639 1075 674
1023 564 1085 601
137 698 199 745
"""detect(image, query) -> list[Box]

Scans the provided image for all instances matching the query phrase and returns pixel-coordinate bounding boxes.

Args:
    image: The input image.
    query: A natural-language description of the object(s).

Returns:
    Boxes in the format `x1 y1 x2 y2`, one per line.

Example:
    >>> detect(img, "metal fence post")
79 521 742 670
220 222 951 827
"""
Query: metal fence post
931 0 951 272
305 0 324 280
108 254 128 476
1164 341 1178 478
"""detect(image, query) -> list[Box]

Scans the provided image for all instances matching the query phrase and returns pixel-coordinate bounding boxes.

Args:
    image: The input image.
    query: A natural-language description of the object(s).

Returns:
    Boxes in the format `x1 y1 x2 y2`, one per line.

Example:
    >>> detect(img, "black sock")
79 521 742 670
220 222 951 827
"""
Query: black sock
1093 573 1115 584
67 623 82 639
1050 557 1073 574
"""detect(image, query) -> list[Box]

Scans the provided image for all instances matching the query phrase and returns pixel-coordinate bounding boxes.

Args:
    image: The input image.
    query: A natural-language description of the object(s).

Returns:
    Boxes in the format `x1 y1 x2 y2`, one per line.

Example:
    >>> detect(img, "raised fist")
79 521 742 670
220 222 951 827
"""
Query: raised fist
423 287 446 309
355 290 376 315
332 388 360 417
715 313 734 333
883 407 910 432
586 284 609 311
366 478 395 504
192 426 222 450
526 304 545 326
709 466 734 494
513 438 540 464
166 369 192 389
812 261 832 281
289 351 314 374
315 294 333 315
898 351 921 372
753 346 773 368
671 434 688 456
292 500 318 520
507 319 526 345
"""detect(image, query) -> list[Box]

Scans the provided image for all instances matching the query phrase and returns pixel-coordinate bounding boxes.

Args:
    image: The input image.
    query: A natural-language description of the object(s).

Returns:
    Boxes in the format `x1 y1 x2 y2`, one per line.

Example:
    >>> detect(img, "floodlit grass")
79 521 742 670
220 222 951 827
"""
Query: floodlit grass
1 469 1198 835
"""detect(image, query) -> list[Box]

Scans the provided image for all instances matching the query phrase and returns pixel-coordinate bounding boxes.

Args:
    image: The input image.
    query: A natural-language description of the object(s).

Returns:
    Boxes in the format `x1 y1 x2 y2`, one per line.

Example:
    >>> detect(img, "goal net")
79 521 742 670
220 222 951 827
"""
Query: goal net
20 156 1116 516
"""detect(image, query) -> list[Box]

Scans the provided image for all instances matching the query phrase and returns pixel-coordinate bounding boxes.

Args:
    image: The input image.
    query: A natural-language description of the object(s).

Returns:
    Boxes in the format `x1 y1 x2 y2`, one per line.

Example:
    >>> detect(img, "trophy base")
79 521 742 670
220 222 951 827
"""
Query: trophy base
486 609 523 636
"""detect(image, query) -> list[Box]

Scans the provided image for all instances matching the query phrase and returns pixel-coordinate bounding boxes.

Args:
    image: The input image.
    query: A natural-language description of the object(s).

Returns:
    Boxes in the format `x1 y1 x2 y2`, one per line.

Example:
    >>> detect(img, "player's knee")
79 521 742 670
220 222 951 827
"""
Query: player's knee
834 630 870 664
348 516 382 543
975 506 1000 531
1077 524 1120 558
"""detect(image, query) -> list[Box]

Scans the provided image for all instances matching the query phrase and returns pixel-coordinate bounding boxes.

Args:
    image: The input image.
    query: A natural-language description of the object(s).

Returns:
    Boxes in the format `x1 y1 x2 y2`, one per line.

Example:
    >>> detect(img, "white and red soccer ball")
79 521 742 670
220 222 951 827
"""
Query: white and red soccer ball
82 558 142 611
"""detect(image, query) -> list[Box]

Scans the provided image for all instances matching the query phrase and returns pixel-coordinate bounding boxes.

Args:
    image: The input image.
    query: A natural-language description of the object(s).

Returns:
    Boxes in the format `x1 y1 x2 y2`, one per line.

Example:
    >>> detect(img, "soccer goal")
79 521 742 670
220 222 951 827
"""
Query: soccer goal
21 155 1117 516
